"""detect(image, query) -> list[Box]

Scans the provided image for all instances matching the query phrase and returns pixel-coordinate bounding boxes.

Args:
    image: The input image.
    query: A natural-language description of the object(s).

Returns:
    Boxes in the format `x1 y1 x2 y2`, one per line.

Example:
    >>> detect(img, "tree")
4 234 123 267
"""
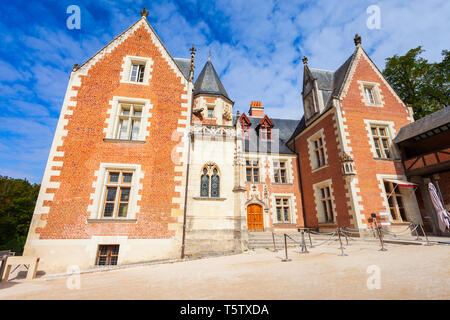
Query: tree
0 176 40 254
383 47 449 119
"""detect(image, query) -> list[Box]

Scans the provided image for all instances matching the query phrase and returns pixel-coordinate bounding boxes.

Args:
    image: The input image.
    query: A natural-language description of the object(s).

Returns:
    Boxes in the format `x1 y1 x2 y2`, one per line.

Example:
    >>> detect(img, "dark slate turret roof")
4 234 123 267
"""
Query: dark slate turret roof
394 107 450 143
194 59 230 100
233 115 300 155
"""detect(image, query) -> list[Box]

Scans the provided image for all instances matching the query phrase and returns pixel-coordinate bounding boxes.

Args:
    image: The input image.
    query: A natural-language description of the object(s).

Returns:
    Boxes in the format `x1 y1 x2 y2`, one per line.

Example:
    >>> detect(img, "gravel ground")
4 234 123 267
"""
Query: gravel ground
1 240 449 300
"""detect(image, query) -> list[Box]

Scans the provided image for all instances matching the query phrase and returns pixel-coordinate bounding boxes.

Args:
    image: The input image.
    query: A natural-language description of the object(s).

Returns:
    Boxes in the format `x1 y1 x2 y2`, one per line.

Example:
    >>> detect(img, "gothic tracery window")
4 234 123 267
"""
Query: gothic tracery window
201 168 209 197
200 164 220 198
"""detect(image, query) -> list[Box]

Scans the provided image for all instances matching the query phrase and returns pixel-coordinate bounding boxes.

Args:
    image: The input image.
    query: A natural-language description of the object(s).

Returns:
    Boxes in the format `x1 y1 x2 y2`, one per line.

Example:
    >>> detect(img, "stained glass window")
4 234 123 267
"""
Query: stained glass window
201 168 209 197
211 168 220 198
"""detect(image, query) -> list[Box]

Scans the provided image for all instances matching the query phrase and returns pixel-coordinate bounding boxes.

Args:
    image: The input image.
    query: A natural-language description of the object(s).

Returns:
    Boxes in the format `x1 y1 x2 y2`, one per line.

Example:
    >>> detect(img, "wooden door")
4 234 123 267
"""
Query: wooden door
247 204 264 231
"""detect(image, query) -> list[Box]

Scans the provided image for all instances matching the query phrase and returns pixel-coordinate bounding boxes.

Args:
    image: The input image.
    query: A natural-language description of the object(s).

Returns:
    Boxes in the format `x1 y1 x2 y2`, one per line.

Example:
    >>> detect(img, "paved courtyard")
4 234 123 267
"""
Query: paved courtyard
1 240 449 300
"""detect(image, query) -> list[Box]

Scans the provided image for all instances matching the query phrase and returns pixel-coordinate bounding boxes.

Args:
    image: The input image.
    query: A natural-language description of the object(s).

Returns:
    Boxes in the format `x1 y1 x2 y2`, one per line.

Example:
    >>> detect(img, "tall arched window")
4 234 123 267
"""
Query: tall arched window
211 168 220 198
200 168 209 197
200 163 220 198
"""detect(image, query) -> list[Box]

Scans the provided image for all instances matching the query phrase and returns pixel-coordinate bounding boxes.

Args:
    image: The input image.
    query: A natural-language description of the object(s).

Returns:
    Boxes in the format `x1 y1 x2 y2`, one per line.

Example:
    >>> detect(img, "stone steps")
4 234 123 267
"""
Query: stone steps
248 232 301 249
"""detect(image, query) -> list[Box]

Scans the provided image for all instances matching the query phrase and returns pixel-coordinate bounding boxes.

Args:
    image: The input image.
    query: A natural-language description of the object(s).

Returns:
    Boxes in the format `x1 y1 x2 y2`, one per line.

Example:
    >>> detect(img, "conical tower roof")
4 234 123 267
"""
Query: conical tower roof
194 59 230 100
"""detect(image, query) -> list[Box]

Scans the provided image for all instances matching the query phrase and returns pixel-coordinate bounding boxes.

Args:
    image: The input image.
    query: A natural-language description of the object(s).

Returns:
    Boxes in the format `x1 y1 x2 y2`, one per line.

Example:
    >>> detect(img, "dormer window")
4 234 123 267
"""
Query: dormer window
365 87 375 104
304 93 316 118
240 113 252 139
257 115 274 141
260 127 272 140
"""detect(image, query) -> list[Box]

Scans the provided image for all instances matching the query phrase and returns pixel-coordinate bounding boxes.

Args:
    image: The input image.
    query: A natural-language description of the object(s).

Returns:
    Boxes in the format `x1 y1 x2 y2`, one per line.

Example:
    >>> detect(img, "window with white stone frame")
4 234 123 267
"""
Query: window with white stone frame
275 197 291 223
313 179 336 224
246 159 259 183
370 125 391 159
120 56 153 85
102 170 133 218
359 81 383 106
88 163 143 221
116 103 143 140
104 96 152 143
273 160 288 183
307 129 328 171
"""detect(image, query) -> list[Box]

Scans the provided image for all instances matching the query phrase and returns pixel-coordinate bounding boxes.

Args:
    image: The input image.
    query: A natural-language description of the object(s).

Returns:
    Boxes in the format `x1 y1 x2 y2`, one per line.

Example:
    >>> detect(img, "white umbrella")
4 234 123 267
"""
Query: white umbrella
428 182 450 233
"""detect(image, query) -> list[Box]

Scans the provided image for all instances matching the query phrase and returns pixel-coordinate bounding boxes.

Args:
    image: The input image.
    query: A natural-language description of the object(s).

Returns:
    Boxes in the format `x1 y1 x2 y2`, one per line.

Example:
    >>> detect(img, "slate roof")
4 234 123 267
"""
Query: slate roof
394 107 450 143
194 60 230 100
287 51 356 144
173 58 190 79
234 115 300 155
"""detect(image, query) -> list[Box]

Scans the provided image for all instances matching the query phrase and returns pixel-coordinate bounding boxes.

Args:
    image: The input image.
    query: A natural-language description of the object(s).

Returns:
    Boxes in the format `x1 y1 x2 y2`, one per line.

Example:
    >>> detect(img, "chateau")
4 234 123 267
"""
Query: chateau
24 11 428 272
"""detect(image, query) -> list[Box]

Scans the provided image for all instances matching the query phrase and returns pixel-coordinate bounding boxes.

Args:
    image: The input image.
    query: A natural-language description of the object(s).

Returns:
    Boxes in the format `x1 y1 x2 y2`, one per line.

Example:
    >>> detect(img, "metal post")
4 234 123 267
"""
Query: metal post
307 229 313 248
300 230 309 254
419 224 432 246
281 234 291 262
413 223 421 241
376 223 387 251
337 228 347 256
272 231 278 252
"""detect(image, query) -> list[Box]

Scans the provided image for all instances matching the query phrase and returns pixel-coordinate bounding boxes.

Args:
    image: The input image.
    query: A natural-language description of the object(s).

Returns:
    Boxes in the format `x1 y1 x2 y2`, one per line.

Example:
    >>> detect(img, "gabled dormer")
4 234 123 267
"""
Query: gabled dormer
301 56 332 124
256 115 274 140
240 113 252 139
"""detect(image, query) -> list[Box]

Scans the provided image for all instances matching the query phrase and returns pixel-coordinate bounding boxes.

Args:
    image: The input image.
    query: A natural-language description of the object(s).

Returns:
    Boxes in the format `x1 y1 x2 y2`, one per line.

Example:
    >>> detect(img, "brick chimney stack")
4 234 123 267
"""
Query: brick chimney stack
248 100 264 117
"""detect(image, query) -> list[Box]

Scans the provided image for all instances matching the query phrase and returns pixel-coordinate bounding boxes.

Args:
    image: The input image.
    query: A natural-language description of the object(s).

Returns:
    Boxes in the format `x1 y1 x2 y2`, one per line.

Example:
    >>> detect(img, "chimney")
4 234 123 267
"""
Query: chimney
248 100 264 117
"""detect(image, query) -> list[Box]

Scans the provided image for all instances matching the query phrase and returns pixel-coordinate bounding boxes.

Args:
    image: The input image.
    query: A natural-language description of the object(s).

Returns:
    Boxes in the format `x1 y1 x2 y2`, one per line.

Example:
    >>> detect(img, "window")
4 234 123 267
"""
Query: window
130 64 145 82
384 181 407 221
246 160 259 183
275 197 290 223
314 137 326 168
361 83 381 106
207 106 214 118
102 171 133 218
243 124 250 139
273 161 287 183
364 87 376 104
304 93 316 118
371 126 391 159
96 245 119 266
320 186 334 223
260 127 272 140
117 103 143 140
200 164 220 198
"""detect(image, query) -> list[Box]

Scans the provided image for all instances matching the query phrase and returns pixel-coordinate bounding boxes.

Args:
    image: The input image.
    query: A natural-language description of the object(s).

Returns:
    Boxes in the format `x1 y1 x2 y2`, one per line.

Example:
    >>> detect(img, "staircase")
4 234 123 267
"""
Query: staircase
248 231 299 250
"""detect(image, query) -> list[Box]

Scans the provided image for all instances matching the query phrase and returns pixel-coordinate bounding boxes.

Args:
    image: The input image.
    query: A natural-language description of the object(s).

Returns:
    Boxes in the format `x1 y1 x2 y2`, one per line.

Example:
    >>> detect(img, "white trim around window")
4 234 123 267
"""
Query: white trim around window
271 193 298 224
104 96 153 142
307 128 328 171
358 80 384 107
312 179 337 224
120 55 153 85
88 163 144 220
363 119 400 160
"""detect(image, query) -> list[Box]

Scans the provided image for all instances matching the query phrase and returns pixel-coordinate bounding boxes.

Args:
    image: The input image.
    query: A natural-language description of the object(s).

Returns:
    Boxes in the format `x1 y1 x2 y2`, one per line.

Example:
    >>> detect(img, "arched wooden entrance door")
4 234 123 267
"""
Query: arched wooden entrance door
247 204 264 231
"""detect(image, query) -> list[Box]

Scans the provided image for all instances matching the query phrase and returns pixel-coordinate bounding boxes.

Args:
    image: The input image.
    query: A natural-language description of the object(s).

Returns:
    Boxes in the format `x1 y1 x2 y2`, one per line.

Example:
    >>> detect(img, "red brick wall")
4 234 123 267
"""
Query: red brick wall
245 156 304 228
293 111 351 227
339 52 412 226
36 24 189 239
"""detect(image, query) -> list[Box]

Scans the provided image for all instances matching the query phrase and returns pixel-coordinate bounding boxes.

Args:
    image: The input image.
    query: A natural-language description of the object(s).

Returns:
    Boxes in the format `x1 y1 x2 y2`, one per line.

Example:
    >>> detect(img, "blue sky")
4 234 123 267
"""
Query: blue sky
0 0 449 183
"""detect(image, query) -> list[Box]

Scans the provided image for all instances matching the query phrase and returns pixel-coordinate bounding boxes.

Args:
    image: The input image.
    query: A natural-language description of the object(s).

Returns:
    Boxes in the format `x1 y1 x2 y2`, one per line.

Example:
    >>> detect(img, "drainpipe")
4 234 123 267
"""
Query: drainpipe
293 140 308 228
181 52 196 259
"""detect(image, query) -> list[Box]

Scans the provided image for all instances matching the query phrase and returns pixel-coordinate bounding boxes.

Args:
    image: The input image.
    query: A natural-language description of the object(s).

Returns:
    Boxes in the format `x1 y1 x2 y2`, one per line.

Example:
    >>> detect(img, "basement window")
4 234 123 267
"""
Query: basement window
96 245 119 266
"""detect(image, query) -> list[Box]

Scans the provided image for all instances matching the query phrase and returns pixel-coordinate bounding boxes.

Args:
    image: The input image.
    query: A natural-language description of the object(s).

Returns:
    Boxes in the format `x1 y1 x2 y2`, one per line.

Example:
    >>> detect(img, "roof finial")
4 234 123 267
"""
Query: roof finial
140 8 149 18
189 44 196 82
208 48 212 61
302 56 308 65
354 33 362 46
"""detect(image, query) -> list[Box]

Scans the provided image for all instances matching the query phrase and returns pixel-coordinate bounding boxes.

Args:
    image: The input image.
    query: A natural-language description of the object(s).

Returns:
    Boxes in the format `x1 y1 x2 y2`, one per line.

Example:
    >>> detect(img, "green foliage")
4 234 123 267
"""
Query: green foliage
383 47 449 119
0 176 40 255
